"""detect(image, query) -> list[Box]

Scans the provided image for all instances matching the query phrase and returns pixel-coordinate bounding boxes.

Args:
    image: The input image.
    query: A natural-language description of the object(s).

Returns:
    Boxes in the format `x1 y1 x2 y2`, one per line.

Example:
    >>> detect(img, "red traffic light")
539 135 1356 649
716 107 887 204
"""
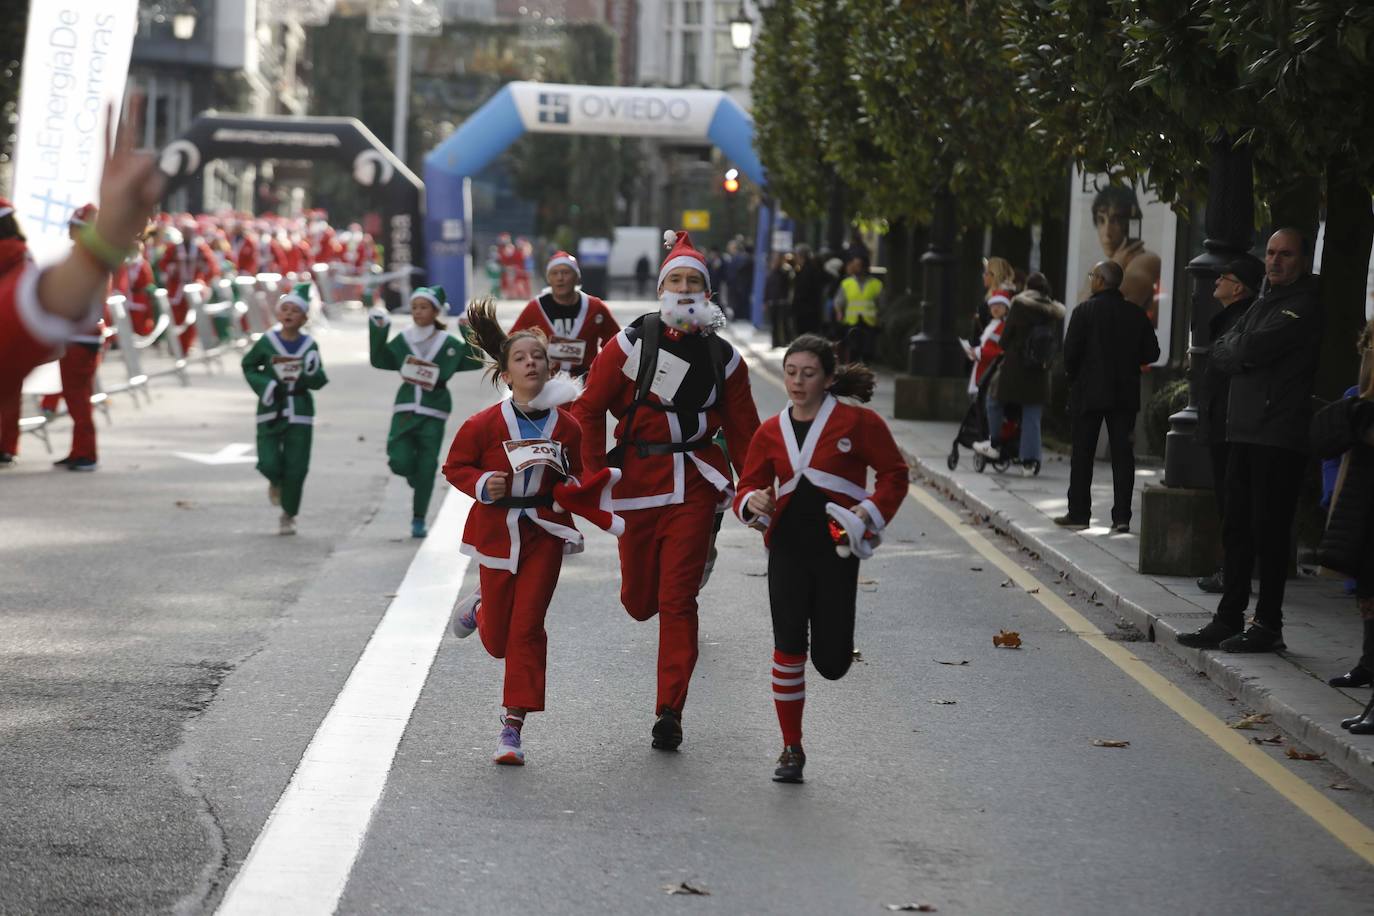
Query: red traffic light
723 177 740 194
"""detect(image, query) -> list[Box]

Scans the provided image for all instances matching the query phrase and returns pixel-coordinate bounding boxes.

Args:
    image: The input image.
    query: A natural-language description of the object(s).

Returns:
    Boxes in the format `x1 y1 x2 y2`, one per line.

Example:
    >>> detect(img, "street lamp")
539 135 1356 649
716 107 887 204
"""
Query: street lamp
730 3 753 51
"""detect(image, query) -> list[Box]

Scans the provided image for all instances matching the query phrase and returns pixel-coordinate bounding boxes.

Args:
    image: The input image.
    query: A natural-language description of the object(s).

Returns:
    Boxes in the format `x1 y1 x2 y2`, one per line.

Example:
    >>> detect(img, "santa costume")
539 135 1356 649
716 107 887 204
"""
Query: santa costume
112 243 157 337
368 285 485 537
157 220 220 351
442 374 623 765
733 391 908 781
571 229 760 749
510 251 620 377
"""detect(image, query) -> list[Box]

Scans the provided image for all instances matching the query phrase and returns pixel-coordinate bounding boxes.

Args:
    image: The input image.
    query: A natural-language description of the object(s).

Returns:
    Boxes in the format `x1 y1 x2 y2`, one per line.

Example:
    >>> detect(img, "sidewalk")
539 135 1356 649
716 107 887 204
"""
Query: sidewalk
725 322 1374 791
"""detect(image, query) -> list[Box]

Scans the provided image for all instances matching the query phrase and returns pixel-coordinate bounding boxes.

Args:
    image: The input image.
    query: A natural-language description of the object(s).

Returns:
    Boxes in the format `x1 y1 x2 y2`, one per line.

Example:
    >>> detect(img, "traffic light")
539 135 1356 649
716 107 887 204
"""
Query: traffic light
723 168 740 194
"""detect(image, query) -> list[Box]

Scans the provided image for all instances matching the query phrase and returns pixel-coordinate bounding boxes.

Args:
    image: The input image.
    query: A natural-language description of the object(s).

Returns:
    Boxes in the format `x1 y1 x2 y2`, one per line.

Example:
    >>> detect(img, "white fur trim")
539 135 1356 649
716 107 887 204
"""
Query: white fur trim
410 289 442 309
14 264 77 345
0 205 12 219
657 254 710 292
546 254 580 277
857 498 886 532
528 373 583 410
476 470 500 504
260 380 278 406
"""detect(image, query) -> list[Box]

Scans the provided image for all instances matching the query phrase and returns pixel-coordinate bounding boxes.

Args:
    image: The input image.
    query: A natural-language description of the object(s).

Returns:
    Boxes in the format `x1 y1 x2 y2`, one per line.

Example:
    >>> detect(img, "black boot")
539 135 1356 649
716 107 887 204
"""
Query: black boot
651 708 683 750
1347 692 1374 733
1177 618 1241 649
1333 619 1374 688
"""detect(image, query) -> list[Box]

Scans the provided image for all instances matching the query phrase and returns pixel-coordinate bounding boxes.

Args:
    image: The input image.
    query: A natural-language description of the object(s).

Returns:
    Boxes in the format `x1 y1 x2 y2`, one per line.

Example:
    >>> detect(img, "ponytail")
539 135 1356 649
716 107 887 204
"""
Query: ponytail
782 333 876 403
463 297 548 386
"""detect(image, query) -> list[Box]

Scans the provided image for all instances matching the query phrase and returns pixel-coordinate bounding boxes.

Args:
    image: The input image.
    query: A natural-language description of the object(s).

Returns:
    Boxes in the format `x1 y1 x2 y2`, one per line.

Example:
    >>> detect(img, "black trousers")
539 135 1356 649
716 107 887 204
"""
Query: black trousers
1216 443 1307 630
1067 408 1137 524
768 535 860 680
1209 442 1230 519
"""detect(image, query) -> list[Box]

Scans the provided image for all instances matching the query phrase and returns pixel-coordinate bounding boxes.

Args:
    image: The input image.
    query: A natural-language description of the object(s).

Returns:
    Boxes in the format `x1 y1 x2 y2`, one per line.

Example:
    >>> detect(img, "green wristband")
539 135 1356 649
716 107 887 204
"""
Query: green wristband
76 223 133 271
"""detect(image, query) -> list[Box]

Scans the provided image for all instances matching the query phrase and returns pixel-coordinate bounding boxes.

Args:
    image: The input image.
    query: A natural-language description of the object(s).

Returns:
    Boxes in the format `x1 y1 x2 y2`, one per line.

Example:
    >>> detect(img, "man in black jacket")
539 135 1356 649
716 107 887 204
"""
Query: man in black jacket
1178 228 1323 653
1194 256 1263 593
790 245 827 335
1055 260 1161 532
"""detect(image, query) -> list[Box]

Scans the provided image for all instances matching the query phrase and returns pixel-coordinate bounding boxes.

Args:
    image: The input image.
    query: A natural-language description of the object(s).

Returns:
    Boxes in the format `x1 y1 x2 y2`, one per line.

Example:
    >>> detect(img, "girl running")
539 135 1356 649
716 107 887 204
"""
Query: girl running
368 285 485 538
241 283 328 535
732 334 908 783
442 298 623 766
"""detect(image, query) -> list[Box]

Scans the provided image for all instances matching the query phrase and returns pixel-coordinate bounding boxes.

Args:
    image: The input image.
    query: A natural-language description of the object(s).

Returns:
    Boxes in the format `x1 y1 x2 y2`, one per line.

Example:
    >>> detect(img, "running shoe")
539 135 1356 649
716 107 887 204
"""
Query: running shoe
411 517 428 538
972 440 1001 460
279 513 297 536
493 724 524 765
67 457 98 472
0 452 13 468
451 592 480 638
651 708 683 751
268 483 281 506
53 456 75 468
773 745 806 783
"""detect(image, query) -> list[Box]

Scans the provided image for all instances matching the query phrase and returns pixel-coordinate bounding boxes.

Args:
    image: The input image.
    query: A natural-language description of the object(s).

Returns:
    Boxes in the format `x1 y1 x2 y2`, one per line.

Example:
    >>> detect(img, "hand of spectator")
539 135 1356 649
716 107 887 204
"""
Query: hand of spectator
747 486 776 519
93 99 165 256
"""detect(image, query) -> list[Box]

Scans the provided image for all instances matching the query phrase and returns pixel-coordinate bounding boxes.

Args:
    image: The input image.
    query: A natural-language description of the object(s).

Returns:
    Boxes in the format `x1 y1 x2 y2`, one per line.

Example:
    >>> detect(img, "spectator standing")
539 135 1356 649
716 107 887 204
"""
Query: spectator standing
1177 228 1322 653
634 253 651 297
977 271 1065 474
1055 260 1161 532
835 251 882 364
790 245 826 336
1193 256 1263 593
728 244 756 321
765 252 795 346
973 256 1017 345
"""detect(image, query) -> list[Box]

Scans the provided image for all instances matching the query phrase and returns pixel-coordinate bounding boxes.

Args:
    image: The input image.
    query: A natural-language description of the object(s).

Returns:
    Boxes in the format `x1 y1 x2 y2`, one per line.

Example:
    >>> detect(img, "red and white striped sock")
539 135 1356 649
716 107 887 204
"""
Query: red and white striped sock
772 649 807 747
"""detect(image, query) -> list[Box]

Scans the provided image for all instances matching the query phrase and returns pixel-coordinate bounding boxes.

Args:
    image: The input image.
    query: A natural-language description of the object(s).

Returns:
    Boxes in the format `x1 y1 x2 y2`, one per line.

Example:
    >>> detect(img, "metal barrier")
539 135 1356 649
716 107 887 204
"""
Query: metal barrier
105 294 153 405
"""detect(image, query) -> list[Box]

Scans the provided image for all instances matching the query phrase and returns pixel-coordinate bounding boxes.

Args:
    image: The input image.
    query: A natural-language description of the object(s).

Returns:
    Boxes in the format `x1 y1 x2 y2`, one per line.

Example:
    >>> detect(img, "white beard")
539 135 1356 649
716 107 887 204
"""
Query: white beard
659 291 724 333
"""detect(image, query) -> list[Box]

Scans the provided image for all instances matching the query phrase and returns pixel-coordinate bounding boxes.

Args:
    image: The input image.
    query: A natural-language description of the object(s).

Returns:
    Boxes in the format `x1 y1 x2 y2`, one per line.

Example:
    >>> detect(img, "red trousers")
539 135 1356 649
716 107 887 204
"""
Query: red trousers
618 469 719 715
477 520 565 712
38 345 100 460
0 382 20 455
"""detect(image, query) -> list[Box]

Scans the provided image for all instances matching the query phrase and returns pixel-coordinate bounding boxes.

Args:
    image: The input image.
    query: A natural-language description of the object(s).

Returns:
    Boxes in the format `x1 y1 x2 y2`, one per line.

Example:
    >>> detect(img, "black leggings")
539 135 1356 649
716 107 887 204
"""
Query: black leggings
768 537 861 680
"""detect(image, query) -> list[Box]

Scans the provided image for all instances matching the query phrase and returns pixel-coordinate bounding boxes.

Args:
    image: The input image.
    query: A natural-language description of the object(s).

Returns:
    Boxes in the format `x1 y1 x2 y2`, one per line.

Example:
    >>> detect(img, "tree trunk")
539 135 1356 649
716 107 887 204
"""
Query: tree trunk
1316 159 1374 401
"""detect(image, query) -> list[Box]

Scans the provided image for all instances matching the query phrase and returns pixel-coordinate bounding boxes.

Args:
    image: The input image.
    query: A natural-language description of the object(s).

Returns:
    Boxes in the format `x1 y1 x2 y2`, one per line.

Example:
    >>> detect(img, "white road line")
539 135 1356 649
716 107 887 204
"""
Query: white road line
216 489 475 915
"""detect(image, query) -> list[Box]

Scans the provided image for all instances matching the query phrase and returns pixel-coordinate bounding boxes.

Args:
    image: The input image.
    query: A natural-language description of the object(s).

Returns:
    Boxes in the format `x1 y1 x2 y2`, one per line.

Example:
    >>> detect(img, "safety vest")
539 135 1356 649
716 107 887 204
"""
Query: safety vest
841 276 882 326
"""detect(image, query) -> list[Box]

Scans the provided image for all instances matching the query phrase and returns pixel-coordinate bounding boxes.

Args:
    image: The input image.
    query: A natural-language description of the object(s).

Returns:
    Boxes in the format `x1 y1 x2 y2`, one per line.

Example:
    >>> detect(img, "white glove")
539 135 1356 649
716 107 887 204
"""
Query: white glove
369 306 389 328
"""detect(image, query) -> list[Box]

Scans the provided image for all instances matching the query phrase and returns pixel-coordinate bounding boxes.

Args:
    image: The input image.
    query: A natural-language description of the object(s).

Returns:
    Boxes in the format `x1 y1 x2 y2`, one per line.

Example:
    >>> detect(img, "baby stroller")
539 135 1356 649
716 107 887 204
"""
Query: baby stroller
947 360 1036 475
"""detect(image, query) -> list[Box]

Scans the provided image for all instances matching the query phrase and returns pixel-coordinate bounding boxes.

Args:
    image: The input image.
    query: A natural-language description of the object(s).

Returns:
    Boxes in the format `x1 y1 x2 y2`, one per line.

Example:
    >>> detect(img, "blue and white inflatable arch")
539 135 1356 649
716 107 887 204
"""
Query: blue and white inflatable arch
424 81 766 314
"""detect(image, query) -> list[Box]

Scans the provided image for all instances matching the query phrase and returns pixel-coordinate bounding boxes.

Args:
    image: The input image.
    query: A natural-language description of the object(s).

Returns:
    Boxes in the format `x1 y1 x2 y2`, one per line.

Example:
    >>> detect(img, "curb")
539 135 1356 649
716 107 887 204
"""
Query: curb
724 324 1374 792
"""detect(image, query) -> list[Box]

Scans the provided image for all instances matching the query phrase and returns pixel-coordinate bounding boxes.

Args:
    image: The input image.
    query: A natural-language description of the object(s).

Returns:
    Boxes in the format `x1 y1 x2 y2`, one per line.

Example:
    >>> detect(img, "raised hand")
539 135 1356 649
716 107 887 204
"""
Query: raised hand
94 99 165 255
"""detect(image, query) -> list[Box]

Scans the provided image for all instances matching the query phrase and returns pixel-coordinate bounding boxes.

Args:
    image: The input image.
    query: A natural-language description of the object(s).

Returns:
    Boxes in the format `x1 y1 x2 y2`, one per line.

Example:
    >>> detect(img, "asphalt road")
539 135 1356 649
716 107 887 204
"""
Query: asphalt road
3 302 1372 915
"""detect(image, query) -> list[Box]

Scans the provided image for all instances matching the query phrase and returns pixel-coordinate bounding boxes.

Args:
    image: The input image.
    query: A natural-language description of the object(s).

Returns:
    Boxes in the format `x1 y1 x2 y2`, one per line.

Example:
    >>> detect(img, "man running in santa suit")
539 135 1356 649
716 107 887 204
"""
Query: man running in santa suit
227 219 259 276
573 230 760 750
510 251 620 378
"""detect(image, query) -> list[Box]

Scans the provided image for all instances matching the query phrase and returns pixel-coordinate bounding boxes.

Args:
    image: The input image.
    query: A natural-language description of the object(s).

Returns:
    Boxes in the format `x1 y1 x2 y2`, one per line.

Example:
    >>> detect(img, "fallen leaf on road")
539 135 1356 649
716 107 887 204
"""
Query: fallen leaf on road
1330 783 1352 791
663 882 709 896
969 566 983 572
999 579 1014 588
1286 747 1326 761
174 499 195 509
993 630 1022 649
930 699 957 705
885 904 937 913
1026 587 1040 595
357 435 366 442
851 649 865 663
744 571 767 577
935 659 970 666
1251 734 1284 746
859 578 878 585
1229 713 1271 730
1092 739 1131 748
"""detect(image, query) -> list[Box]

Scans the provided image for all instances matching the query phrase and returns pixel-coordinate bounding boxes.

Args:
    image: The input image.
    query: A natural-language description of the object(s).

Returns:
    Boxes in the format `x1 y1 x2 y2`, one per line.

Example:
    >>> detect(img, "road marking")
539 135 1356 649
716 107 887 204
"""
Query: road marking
905 481 1374 867
732 331 1374 865
174 443 257 465
216 488 475 915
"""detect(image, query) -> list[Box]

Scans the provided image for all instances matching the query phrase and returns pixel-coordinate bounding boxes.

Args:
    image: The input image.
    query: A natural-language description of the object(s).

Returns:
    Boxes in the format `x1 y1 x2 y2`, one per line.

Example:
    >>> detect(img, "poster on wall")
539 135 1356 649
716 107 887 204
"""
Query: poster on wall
1065 167 1178 367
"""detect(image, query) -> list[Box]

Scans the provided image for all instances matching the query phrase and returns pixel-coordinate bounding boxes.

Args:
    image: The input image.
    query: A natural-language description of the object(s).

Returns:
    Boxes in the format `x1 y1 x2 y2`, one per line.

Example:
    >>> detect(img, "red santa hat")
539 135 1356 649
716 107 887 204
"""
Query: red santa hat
659 230 710 293
0 197 14 219
69 203 98 227
825 502 881 560
546 250 580 277
552 467 625 537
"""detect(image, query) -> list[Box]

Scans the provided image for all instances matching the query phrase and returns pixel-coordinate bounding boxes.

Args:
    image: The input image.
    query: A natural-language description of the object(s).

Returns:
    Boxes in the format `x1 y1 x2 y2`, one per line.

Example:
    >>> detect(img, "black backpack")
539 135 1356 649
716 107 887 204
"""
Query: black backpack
1022 320 1059 371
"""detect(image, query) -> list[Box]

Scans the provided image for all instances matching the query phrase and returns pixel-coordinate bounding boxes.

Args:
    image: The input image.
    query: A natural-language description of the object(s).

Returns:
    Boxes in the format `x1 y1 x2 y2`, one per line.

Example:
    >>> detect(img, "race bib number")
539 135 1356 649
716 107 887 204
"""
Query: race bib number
547 337 588 364
272 356 303 382
503 438 566 475
621 341 691 402
400 355 440 391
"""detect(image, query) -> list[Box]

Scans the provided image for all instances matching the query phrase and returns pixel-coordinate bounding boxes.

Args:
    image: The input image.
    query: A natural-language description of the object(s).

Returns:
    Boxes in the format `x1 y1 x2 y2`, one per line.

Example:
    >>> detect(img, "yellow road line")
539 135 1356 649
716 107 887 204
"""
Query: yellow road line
905 481 1374 867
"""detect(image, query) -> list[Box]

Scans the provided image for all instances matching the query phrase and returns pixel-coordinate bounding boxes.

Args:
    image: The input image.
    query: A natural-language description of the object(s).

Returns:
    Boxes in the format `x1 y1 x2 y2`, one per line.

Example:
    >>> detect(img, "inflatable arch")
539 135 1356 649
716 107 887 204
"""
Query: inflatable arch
160 114 423 308
424 81 766 316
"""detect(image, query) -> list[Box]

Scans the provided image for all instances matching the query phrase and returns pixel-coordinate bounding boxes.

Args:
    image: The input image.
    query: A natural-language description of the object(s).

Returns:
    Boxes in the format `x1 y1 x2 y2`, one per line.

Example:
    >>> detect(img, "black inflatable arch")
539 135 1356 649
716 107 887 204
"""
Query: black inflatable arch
159 113 423 303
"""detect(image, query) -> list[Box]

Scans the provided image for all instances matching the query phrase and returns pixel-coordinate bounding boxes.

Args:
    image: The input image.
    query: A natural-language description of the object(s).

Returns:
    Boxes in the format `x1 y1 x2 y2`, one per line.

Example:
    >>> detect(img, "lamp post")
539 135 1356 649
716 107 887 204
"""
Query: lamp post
367 0 443 165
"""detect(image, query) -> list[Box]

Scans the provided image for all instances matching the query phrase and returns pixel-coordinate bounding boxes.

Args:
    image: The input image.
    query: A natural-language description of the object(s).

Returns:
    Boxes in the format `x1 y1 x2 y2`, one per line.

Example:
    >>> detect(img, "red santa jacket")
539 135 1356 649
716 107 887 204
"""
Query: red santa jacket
113 256 155 314
158 238 220 304
442 399 589 572
0 243 64 390
732 395 908 549
229 234 259 274
572 318 760 511
510 291 620 376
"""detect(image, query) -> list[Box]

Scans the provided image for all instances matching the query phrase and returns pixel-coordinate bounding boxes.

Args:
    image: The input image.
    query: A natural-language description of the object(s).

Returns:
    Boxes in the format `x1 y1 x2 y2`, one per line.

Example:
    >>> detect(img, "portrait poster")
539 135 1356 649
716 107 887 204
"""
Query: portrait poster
1065 168 1178 367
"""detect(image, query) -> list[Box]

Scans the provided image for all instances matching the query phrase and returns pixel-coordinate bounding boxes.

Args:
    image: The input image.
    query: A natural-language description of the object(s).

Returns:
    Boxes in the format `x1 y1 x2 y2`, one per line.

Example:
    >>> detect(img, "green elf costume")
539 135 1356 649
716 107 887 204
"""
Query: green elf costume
241 283 328 535
368 285 484 537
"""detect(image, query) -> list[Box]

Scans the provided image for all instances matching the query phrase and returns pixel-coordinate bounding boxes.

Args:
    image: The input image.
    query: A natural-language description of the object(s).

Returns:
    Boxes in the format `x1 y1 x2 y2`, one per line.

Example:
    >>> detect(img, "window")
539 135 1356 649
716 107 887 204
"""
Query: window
713 29 740 86
683 1 703 25
681 31 700 84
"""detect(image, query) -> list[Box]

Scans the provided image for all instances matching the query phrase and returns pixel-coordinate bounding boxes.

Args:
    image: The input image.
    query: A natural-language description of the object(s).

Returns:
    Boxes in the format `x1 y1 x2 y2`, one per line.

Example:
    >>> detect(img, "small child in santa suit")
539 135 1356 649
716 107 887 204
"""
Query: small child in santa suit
733 334 908 783
510 251 620 378
240 283 328 536
368 285 485 538
964 291 1008 397
442 298 623 766
572 229 761 751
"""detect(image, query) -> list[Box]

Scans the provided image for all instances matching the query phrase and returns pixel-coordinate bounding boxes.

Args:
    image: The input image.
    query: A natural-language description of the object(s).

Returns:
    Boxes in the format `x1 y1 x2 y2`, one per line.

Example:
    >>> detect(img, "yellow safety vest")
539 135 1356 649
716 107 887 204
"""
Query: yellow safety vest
841 276 882 326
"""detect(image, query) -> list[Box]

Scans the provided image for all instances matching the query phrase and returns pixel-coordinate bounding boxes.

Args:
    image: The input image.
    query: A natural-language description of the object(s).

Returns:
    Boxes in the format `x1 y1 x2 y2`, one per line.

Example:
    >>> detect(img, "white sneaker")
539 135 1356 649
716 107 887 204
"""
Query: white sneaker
1019 463 1035 477
279 513 296 536
451 591 480 638
972 440 1000 459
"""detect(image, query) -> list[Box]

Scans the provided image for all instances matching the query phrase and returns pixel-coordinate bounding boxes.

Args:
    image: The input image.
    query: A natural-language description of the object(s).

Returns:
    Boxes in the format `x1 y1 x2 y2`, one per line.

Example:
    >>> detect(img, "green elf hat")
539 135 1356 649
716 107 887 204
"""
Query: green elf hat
410 285 446 309
278 282 312 313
